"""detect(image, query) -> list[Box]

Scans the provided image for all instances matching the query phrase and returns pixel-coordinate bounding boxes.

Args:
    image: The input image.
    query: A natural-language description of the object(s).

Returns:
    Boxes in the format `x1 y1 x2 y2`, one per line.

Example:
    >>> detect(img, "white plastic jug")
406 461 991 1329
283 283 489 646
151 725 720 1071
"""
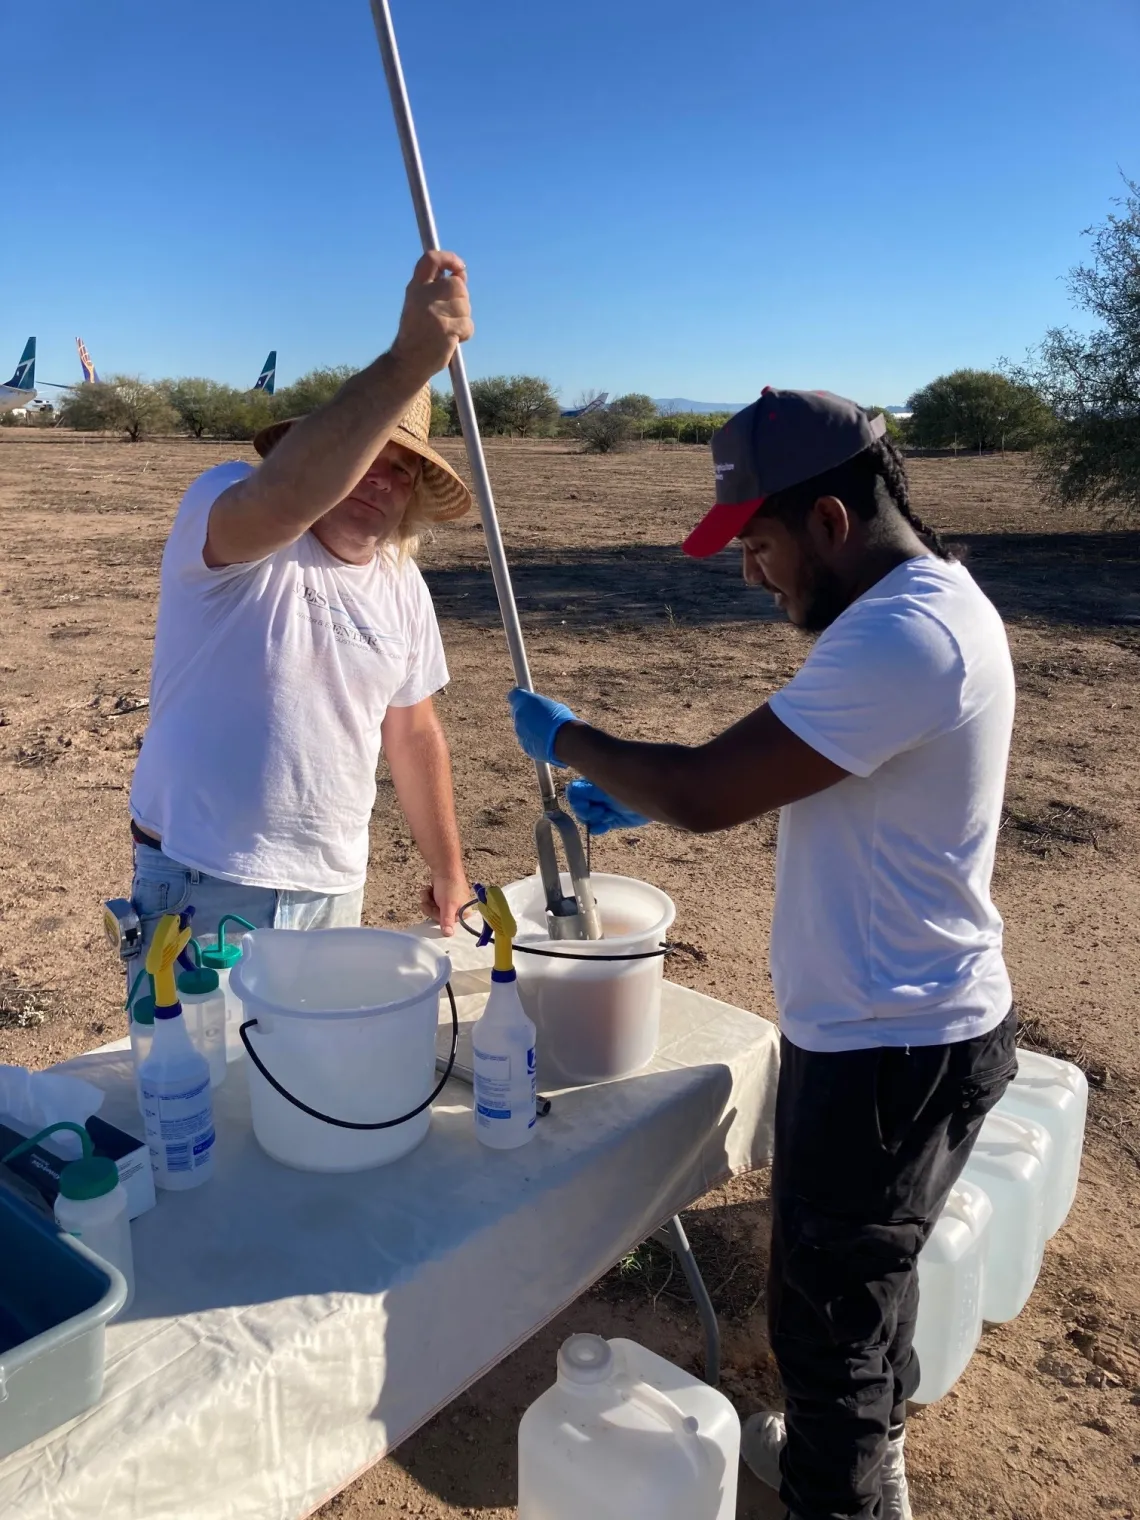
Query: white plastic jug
995 1049 1087 1238
503 873 676 1086
518 1334 739 1520
912 1179 992 1403
961 1110 1051 1323
230 928 451 1172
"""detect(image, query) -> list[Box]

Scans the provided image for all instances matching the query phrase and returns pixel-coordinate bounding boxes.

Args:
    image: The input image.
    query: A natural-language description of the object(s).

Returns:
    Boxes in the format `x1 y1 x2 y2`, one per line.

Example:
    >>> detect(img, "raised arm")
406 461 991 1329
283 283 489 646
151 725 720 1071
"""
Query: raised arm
204 251 473 568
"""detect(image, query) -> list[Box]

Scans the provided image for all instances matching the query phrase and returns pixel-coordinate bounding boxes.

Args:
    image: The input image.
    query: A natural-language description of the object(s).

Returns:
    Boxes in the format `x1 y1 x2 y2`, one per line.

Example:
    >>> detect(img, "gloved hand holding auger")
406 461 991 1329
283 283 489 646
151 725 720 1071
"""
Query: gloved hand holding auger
507 690 650 835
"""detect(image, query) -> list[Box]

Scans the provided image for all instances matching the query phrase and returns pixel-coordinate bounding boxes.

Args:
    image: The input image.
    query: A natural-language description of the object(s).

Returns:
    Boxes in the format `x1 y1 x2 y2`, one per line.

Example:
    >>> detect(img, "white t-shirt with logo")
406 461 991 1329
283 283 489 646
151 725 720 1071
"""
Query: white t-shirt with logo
130 462 449 893
767 556 1015 1053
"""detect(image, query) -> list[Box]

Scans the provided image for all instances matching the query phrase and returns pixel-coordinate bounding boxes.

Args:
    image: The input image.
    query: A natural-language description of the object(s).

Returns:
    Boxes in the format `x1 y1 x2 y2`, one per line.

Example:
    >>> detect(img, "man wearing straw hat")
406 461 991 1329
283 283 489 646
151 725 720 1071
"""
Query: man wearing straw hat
126 251 474 964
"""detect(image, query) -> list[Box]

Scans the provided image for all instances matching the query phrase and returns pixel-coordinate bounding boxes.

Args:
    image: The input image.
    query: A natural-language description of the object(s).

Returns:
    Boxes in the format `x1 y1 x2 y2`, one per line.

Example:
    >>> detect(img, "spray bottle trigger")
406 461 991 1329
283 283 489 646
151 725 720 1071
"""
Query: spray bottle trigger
175 907 199 972
472 883 494 948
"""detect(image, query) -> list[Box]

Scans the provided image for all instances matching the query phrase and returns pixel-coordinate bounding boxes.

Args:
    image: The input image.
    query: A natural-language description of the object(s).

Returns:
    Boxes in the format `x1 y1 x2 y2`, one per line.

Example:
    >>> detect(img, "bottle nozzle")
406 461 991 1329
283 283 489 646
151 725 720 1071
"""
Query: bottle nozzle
145 913 193 1009
474 883 517 976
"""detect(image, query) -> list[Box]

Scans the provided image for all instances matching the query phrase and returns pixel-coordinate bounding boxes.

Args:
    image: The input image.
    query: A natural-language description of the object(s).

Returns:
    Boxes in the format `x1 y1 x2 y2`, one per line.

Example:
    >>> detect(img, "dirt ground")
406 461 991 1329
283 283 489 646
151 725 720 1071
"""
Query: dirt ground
1 434 1138 1518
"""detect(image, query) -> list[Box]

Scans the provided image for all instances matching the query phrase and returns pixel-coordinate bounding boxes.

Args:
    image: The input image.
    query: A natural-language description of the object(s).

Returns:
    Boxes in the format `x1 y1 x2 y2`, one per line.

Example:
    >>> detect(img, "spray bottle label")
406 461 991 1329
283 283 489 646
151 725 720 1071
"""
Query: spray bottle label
142 1077 215 1173
474 1049 513 1119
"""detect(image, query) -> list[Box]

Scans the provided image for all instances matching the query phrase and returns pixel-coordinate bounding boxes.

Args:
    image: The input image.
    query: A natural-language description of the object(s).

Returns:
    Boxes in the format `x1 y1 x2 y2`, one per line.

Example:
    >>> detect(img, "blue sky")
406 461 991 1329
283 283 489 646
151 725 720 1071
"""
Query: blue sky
4 0 1137 405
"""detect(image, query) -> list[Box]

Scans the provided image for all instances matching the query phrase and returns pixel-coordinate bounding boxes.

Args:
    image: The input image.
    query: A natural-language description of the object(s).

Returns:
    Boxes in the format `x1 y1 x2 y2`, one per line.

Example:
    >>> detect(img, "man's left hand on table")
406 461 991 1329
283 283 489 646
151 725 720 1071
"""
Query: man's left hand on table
422 874 472 937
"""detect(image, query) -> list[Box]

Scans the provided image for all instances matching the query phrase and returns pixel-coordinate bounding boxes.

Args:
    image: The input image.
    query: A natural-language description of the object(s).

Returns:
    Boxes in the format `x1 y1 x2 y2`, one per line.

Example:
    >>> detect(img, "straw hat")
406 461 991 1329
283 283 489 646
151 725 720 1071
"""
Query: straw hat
252 384 471 523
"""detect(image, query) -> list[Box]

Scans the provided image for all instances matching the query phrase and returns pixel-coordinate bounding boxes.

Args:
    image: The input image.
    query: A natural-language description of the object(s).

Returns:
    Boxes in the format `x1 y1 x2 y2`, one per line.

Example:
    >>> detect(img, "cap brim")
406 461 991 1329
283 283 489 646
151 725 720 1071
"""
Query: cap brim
682 497 764 558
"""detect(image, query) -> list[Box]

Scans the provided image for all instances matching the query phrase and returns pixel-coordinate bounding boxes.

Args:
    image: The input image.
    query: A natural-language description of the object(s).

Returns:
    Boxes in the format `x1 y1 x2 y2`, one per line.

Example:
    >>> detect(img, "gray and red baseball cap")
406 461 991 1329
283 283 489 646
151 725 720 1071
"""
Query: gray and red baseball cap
682 388 887 558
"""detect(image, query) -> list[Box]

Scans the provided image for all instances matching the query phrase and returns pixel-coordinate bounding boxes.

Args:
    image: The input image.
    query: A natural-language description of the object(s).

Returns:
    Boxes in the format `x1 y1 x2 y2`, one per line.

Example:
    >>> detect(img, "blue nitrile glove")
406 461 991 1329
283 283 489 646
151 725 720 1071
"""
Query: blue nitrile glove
566 778 651 836
508 688 577 767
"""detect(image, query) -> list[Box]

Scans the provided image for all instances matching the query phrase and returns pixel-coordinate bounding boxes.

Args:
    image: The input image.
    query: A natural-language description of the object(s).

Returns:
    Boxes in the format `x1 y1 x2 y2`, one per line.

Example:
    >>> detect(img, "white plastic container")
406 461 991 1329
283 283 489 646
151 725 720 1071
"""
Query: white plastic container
176 965 227 1089
230 927 452 1173
912 1179 992 1403
127 1004 154 1111
138 1004 215 1191
472 972 537 1149
961 1110 1051 1323
54 1156 135 1316
503 873 676 1087
198 919 255 1063
518 1334 739 1520
995 1049 1087 1238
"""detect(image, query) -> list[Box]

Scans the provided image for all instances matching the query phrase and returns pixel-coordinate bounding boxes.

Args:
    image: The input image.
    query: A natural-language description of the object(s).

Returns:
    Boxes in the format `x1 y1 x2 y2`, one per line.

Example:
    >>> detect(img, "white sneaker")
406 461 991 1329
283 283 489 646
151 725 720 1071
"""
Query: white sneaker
740 1411 912 1520
881 1424 914 1520
740 1410 786 1492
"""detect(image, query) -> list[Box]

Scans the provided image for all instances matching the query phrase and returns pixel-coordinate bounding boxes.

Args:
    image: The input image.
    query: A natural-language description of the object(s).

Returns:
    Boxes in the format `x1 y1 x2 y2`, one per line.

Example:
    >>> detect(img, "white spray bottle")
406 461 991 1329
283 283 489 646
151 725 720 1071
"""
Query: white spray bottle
471 884 537 1149
137 913 216 1190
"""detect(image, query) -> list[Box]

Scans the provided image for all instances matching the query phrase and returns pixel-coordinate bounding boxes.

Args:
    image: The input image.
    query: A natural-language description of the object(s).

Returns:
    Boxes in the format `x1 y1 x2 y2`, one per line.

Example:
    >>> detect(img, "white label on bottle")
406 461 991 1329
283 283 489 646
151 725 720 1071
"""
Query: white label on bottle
474 1048 512 1119
473 1045 538 1124
142 1076 215 1172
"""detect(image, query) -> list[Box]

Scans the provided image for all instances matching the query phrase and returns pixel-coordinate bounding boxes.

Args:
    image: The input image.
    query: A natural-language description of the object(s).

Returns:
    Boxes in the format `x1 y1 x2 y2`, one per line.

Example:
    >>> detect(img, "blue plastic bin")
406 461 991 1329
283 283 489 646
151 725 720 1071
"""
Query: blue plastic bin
0 1185 127 1459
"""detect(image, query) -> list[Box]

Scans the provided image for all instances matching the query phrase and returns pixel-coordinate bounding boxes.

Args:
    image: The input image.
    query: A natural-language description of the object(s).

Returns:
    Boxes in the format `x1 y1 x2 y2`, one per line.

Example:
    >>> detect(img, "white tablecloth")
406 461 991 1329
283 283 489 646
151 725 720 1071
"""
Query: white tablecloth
0 932 778 1520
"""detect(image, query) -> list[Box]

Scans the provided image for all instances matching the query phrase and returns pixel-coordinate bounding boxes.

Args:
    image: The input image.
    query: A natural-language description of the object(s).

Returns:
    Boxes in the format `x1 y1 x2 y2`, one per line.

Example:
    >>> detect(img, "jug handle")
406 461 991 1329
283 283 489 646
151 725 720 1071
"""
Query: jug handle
611 1375 711 1478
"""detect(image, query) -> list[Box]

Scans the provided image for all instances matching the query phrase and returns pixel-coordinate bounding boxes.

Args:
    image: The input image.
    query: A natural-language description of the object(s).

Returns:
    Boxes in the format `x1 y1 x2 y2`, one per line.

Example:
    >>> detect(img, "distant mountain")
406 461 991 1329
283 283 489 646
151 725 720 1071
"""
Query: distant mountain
653 398 746 415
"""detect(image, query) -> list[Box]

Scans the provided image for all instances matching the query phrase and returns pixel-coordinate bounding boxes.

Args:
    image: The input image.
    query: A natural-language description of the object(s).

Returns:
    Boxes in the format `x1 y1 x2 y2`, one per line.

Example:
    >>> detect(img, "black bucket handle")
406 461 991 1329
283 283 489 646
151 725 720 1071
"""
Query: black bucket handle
458 898 668 962
238 982 458 1131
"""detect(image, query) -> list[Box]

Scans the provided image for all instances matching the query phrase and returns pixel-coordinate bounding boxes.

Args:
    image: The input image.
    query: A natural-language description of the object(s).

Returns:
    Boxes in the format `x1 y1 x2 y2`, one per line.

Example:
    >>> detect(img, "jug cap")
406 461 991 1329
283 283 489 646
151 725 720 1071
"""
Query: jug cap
558 1334 615 1385
58 1155 119 1202
200 915 256 970
200 944 240 970
177 937 220 995
177 963 220 995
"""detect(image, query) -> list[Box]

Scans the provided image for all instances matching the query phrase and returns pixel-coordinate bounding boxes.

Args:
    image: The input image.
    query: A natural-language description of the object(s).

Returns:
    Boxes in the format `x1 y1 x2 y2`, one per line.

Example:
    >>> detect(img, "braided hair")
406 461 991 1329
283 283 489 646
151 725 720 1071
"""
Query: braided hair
762 435 955 561
873 435 954 561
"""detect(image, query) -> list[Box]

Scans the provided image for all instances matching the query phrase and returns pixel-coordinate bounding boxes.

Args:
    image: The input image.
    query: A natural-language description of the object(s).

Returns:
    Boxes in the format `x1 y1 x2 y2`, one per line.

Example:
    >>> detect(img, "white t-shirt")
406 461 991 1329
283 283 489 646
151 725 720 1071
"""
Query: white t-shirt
767 556 1015 1054
130 462 449 893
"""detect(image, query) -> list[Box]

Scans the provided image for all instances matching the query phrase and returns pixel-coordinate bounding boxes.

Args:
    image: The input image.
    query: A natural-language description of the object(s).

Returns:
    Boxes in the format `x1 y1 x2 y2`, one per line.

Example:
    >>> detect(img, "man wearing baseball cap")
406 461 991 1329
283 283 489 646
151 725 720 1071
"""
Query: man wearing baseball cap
508 389 1018 1520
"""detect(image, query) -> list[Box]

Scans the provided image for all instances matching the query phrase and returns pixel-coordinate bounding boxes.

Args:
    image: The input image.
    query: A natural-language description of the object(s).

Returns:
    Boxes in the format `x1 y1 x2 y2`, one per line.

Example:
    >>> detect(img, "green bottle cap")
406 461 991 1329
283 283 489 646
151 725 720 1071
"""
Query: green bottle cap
177 964 220 995
199 915 254 970
199 943 240 970
132 994 156 1027
58 1155 119 1202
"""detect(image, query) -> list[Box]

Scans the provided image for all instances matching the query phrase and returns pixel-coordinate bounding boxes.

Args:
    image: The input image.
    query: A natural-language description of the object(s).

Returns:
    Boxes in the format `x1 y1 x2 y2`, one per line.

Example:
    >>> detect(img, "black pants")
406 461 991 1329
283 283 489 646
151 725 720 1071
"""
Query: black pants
769 1010 1018 1520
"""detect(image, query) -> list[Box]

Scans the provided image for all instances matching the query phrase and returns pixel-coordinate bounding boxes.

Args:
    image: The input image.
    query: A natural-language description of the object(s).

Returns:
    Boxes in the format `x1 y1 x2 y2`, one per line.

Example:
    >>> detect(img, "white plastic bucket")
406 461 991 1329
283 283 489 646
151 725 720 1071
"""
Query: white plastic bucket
230 928 452 1172
502 873 676 1087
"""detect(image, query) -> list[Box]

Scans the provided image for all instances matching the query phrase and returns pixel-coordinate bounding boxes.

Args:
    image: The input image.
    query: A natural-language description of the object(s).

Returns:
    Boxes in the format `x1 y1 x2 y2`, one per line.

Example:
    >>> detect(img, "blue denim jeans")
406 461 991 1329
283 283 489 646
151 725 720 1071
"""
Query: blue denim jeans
127 841 364 1011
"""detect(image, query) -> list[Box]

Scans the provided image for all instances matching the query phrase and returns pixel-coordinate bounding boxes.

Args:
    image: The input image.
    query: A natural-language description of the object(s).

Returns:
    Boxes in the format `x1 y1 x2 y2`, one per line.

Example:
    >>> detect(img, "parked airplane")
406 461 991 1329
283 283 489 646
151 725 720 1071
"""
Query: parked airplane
76 336 100 384
252 351 276 395
0 337 37 413
559 391 608 419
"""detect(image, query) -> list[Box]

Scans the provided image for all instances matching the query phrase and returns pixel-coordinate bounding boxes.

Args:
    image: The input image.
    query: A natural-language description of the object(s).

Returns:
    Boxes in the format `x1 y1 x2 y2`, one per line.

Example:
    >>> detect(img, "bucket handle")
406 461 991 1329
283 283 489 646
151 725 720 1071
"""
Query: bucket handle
238 982 458 1131
458 899 668 962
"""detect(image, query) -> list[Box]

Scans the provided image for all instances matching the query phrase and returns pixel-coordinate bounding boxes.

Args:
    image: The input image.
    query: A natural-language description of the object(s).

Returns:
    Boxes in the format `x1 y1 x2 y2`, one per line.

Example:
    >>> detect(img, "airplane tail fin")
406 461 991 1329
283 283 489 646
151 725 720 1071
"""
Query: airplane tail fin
252 351 276 395
75 337 100 384
4 338 35 391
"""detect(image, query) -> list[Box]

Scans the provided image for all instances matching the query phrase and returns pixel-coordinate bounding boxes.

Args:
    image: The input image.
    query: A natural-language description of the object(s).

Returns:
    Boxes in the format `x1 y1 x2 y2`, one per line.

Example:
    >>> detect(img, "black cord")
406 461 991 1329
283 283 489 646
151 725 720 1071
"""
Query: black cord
238 982 459 1131
457 899 668 962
